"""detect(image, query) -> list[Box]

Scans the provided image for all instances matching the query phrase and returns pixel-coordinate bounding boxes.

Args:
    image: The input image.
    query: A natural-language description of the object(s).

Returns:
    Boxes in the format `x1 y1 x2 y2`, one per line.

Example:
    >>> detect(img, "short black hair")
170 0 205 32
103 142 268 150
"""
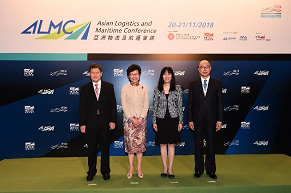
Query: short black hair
158 67 176 92
127 64 141 81
89 63 102 72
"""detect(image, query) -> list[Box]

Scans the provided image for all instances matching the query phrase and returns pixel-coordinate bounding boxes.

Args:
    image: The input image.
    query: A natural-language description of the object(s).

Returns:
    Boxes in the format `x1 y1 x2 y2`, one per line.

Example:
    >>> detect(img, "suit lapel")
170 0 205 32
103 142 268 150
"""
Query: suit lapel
98 81 105 102
197 78 205 99
205 77 213 99
89 82 98 102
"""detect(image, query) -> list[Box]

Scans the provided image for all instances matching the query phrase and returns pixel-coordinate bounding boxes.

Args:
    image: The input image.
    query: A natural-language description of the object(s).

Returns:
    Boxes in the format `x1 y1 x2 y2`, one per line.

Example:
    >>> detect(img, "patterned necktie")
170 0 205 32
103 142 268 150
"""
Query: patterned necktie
95 84 99 100
203 79 207 90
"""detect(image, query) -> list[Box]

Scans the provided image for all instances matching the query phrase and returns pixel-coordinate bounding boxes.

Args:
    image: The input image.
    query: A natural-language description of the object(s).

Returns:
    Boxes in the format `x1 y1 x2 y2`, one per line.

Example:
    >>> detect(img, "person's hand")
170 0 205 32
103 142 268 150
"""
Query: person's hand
216 121 222 132
109 122 115 130
153 123 158 132
178 124 183 132
188 122 194 130
80 125 86 133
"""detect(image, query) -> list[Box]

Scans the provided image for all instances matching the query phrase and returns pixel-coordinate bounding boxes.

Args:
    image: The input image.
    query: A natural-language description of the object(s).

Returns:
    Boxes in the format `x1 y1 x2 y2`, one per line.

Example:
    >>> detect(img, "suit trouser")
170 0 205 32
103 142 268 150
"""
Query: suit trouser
86 123 111 175
194 125 216 173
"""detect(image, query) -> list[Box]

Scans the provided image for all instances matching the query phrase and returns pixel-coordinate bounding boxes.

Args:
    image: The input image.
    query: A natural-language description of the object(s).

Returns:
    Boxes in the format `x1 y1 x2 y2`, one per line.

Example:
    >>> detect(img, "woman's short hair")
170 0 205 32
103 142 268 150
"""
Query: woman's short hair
126 64 141 81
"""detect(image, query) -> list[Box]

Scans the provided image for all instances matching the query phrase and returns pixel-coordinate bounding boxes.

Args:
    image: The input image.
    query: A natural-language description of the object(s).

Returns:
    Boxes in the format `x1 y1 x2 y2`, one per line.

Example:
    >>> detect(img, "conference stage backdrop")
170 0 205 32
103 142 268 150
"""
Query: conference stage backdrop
0 0 290 160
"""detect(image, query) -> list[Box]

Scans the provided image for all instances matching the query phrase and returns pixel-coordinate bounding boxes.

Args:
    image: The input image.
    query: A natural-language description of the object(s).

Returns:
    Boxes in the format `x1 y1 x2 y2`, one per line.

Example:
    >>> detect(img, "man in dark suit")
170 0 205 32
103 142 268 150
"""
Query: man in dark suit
187 60 223 179
79 63 117 181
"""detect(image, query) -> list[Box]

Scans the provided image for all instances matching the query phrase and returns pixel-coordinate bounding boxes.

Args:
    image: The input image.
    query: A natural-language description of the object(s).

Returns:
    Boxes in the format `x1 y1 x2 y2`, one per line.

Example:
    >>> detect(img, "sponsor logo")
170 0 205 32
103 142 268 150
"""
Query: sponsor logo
222 88 227 94
70 87 79 95
51 143 68 150
146 141 155 147
174 71 185 76
256 35 266 41
168 33 175 40
114 141 124 148
224 140 239 146
254 106 269 111
24 69 34 76
83 71 90 76
254 140 268 146
223 37 236 41
25 142 36 150
39 126 55 131
221 124 227 129
239 36 248 41
38 89 54 95
50 70 67 76
174 34 200 40
204 33 214 41
70 123 79 131
114 69 123 76
254 70 269 76
223 32 238 34
25 106 35 113
241 121 251 129
50 106 68 113
224 105 239 111
223 70 239 76
142 70 155 76
117 105 123 113
261 5 282 18
21 20 91 40
175 142 186 147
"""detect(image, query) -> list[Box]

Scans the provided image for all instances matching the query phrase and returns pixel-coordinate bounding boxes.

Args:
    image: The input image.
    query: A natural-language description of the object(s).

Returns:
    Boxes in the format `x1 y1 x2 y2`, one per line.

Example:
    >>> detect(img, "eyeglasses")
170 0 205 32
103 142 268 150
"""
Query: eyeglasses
129 73 140 76
199 66 211 69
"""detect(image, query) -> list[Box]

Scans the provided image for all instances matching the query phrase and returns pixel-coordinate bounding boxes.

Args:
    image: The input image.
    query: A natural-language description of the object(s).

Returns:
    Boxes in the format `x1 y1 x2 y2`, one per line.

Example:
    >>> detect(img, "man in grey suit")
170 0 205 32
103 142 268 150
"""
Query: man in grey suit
187 60 223 179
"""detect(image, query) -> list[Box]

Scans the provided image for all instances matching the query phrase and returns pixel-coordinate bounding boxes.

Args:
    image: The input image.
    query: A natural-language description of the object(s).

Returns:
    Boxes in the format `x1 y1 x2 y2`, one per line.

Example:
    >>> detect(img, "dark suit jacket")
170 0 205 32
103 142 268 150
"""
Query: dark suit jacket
79 81 117 132
187 77 223 128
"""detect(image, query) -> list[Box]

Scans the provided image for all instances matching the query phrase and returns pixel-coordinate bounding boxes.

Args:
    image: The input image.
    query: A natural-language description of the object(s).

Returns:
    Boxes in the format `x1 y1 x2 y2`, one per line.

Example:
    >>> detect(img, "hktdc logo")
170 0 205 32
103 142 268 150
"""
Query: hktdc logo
114 69 123 76
25 106 35 113
204 33 214 41
24 69 34 76
174 71 185 76
241 86 250 94
70 123 79 131
25 142 35 150
241 121 251 129
114 141 124 148
70 87 79 95
175 142 186 147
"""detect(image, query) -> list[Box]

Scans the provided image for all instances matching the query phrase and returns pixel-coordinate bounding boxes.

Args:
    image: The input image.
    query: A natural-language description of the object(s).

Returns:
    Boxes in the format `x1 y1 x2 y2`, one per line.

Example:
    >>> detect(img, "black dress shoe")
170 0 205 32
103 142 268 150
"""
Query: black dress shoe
194 172 202 178
206 172 217 179
103 173 110 180
86 174 95 181
161 173 167 178
168 174 174 179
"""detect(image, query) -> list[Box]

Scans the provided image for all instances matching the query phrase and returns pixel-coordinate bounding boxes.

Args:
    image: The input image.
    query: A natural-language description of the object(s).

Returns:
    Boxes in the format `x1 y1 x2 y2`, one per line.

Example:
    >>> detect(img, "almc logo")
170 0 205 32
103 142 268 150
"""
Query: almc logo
24 69 34 76
21 20 91 40
25 142 35 150
25 106 35 113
